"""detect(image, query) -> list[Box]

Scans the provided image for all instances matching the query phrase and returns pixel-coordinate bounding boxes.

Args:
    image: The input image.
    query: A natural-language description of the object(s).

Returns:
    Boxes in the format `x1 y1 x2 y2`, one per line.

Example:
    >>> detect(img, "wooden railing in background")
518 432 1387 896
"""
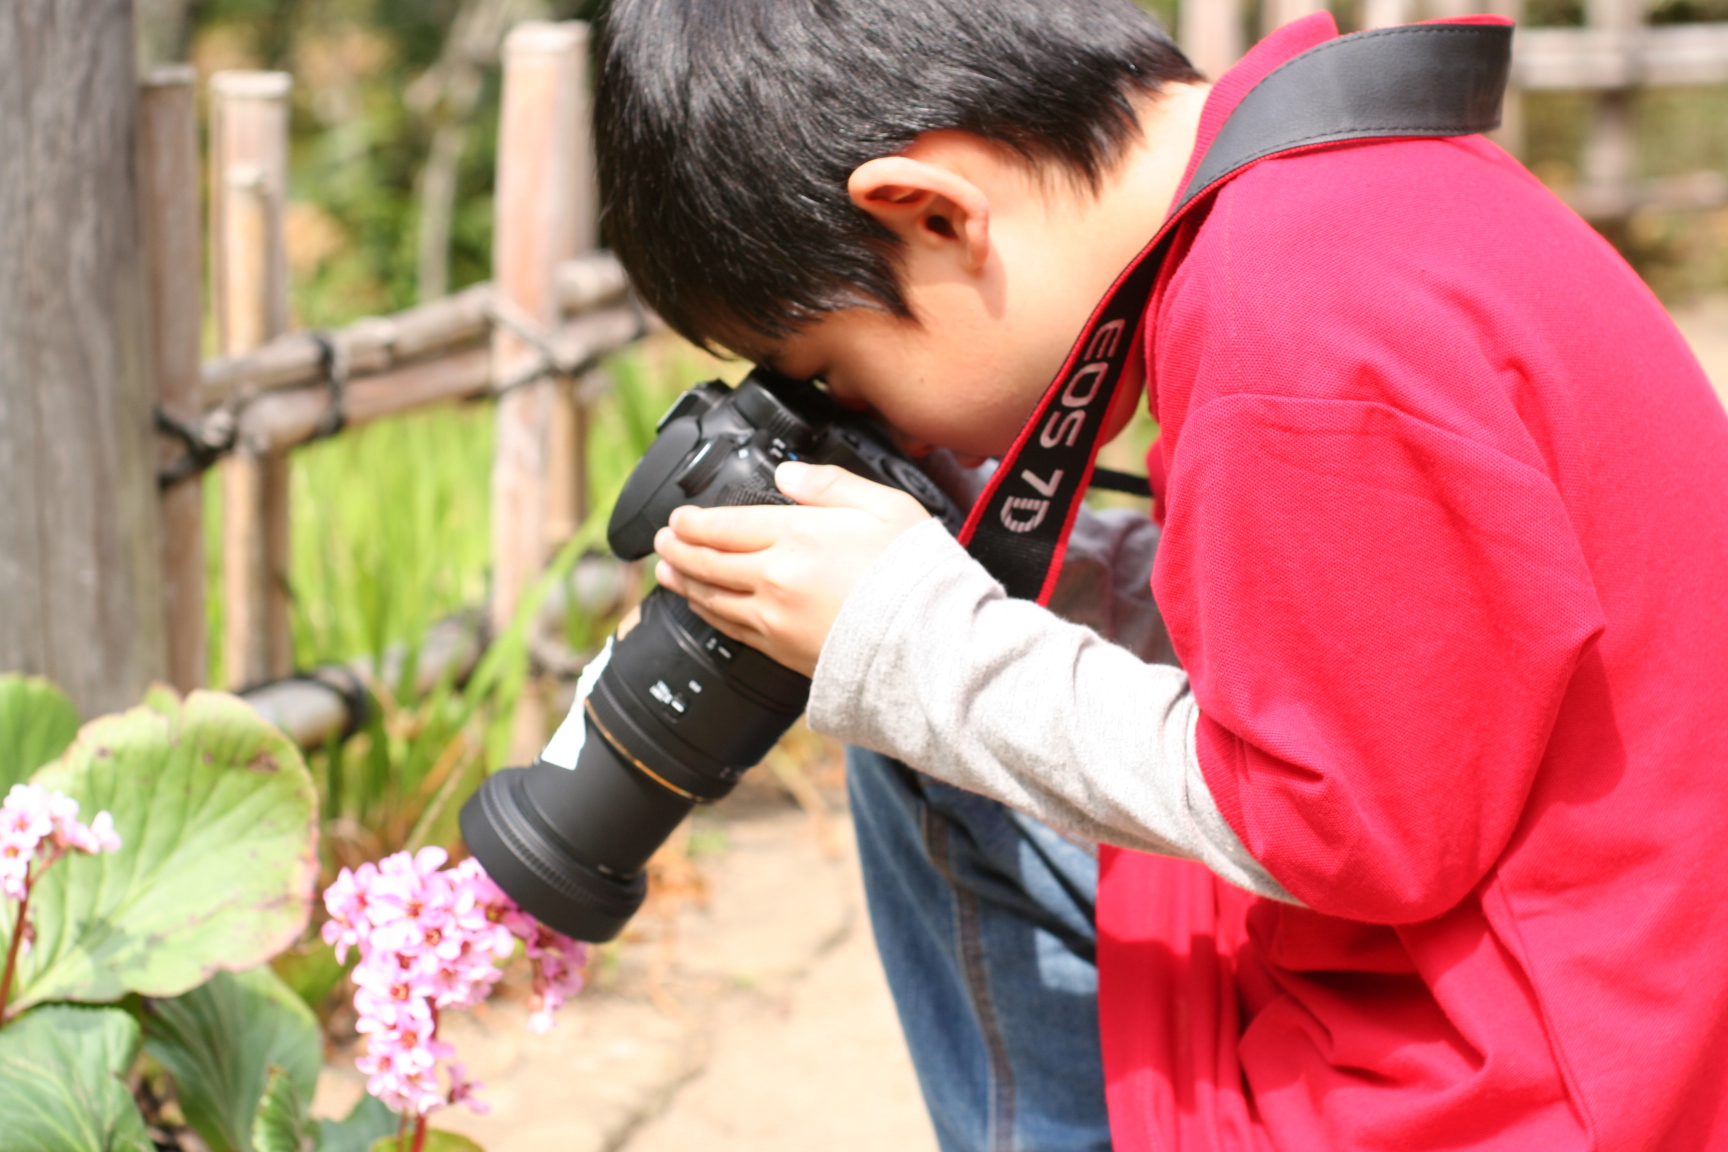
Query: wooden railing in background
139 21 647 752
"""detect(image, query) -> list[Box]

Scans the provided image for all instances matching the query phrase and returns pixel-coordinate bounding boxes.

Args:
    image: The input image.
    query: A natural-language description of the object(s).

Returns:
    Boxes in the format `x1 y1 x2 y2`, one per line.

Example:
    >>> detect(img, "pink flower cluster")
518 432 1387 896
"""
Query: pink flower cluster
0 783 120 901
322 847 589 1118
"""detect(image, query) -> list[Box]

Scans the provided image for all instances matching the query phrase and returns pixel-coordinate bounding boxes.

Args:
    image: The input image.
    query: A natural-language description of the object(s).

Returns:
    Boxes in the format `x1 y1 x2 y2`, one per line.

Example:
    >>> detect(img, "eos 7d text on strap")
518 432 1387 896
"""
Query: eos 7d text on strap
958 18 1512 604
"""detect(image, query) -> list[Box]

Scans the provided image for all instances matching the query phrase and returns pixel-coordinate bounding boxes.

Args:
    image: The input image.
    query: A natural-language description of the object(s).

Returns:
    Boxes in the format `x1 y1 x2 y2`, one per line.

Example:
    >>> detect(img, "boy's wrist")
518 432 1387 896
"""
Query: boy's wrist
809 519 977 739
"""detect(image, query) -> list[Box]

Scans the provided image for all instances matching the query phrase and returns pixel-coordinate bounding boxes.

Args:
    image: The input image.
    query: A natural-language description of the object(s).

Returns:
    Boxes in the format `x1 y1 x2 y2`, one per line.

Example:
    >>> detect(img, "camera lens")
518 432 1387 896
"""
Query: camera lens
460 749 660 943
461 588 809 941
459 367 960 945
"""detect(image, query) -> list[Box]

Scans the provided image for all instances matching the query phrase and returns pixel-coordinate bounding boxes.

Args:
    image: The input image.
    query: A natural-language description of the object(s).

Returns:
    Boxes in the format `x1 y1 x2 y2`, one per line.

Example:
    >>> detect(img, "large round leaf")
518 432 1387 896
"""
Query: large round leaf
0 673 80 790
142 967 322 1152
251 1065 313 1152
316 1094 400 1152
0 1004 153 1151
2 690 318 1010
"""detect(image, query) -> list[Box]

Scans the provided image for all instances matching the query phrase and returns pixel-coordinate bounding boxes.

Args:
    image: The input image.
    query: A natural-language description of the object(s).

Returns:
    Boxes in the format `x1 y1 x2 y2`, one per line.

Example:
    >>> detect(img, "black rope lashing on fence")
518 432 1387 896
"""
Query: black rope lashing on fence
154 290 648 485
155 403 239 491
153 330 349 488
309 330 351 442
487 293 652 397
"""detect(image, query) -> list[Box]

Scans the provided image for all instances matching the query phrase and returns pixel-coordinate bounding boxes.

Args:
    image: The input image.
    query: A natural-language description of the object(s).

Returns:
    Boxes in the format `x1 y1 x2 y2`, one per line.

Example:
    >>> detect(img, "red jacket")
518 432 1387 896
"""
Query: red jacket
1099 15 1728 1150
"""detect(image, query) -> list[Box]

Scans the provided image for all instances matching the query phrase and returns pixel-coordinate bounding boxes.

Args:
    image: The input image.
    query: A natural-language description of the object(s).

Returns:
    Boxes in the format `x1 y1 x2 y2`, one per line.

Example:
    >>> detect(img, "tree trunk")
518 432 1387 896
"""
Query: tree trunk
0 0 167 716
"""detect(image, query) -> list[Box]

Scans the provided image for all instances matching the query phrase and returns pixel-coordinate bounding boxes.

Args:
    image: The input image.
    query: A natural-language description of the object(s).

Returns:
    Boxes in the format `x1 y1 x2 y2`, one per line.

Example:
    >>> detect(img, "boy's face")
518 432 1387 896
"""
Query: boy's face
751 92 1206 463
651 87 1205 677
764 278 1080 465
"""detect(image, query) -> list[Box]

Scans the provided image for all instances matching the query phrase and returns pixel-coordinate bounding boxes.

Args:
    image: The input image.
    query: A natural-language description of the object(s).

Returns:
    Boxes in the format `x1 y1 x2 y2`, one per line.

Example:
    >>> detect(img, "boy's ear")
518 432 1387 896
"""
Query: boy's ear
848 156 991 274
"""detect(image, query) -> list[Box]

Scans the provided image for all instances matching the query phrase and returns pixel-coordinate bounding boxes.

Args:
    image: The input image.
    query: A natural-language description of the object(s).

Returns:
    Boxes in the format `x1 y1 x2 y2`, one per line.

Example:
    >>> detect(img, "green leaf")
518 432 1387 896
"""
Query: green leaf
142 967 322 1152
252 1065 313 1152
316 1094 399 1152
3 690 318 1011
0 1004 153 1151
140 682 183 717
0 673 80 790
368 1131 484 1152
271 940 351 1014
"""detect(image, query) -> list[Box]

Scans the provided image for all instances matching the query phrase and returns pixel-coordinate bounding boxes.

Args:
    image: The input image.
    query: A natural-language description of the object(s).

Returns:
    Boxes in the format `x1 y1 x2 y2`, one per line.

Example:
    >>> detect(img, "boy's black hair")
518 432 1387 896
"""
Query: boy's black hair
595 0 1198 353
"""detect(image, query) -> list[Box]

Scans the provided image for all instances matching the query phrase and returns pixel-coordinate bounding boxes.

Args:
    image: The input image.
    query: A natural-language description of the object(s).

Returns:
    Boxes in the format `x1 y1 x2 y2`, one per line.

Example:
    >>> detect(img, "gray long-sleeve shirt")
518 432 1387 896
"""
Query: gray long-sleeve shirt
808 511 1295 903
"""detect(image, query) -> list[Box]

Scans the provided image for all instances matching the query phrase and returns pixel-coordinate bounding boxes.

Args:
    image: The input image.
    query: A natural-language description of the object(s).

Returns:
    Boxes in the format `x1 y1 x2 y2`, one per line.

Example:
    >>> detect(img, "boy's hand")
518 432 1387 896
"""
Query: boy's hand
652 461 932 676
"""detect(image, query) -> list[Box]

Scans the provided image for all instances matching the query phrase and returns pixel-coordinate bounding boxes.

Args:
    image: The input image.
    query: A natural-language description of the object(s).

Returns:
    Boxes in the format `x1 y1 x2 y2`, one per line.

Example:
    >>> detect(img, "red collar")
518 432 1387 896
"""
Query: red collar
1175 12 1344 213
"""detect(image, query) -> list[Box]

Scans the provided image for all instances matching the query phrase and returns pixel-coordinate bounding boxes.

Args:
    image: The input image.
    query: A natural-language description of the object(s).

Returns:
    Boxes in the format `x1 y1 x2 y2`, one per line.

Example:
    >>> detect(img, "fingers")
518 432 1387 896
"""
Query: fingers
775 461 924 520
663 503 785 551
656 562 772 648
653 529 762 592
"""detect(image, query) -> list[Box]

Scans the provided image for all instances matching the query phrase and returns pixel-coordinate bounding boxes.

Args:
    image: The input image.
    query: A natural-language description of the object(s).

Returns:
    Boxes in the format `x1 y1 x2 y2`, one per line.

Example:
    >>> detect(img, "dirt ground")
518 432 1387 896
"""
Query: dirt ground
311 303 1728 1152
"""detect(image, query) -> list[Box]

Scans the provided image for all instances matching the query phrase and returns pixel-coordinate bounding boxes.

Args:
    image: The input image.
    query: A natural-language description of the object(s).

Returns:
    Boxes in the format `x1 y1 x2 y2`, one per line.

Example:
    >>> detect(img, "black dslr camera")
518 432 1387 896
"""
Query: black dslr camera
460 368 962 942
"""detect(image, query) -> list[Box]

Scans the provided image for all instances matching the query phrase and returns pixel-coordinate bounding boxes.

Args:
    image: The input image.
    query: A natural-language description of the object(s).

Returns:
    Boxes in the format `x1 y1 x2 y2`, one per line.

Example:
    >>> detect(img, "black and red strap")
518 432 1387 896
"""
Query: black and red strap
956 19 1512 605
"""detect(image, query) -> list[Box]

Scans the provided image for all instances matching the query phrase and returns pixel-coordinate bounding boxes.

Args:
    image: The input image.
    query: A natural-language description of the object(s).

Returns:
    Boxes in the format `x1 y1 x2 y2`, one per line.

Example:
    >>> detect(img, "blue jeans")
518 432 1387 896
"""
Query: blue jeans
847 747 1112 1152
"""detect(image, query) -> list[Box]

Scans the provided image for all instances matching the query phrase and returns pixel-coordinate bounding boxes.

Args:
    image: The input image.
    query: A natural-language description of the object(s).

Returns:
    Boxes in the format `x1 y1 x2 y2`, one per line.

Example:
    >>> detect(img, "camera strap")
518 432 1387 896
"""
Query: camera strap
956 18 1511 603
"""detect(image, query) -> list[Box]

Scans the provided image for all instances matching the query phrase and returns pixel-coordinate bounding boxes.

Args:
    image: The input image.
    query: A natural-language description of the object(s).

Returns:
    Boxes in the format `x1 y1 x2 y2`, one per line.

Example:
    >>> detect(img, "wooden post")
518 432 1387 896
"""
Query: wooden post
1363 0 1416 28
0 0 167 716
1581 0 1640 221
1263 0 1329 37
1181 0 1245 81
545 22 599 553
139 65 206 693
1487 0 1525 159
210 71 293 690
491 22 591 760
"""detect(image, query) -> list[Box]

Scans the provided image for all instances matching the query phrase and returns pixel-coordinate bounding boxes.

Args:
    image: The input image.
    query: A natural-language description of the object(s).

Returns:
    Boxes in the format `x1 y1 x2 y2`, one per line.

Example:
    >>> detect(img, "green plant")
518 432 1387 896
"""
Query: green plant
0 674 397 1151
192 336 733 1031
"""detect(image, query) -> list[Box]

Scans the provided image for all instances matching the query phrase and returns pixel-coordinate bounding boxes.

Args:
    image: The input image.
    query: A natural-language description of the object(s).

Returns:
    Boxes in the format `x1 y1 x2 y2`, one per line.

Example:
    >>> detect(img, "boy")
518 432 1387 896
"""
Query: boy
595 0 1728 1148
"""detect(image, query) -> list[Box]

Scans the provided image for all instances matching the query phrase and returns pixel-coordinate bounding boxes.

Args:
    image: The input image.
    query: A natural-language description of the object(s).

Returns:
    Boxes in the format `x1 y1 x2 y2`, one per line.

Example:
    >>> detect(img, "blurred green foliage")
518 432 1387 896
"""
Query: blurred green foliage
288 404 492 671
189 0 600 326
196 336 725 891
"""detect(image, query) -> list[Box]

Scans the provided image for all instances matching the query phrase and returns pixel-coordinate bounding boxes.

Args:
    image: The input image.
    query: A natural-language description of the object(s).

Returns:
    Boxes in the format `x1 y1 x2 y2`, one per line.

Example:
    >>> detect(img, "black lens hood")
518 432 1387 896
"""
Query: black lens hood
461 765 647 943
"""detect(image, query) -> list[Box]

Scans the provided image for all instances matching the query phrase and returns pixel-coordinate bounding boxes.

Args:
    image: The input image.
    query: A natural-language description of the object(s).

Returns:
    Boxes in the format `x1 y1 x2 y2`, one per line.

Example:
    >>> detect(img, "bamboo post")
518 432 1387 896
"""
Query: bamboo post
1363 0 1416 28
491 22 590 759
1488 0 1526 159
1581 0 1641 221
139 65 206 692
1181 0 1245 81
0 0 166 717
210 71 294 690
545 22 600 553
1263 0 1330 36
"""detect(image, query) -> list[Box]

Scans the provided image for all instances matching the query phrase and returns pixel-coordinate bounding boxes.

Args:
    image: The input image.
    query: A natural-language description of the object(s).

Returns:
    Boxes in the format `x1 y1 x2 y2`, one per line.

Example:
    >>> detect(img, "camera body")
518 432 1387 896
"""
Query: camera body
461 368 962 942
607 367 962 559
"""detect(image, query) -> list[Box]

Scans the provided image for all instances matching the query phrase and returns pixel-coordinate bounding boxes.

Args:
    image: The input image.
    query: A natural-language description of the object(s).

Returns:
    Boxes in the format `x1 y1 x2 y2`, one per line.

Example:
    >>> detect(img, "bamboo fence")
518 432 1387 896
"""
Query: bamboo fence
142 22 646 752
